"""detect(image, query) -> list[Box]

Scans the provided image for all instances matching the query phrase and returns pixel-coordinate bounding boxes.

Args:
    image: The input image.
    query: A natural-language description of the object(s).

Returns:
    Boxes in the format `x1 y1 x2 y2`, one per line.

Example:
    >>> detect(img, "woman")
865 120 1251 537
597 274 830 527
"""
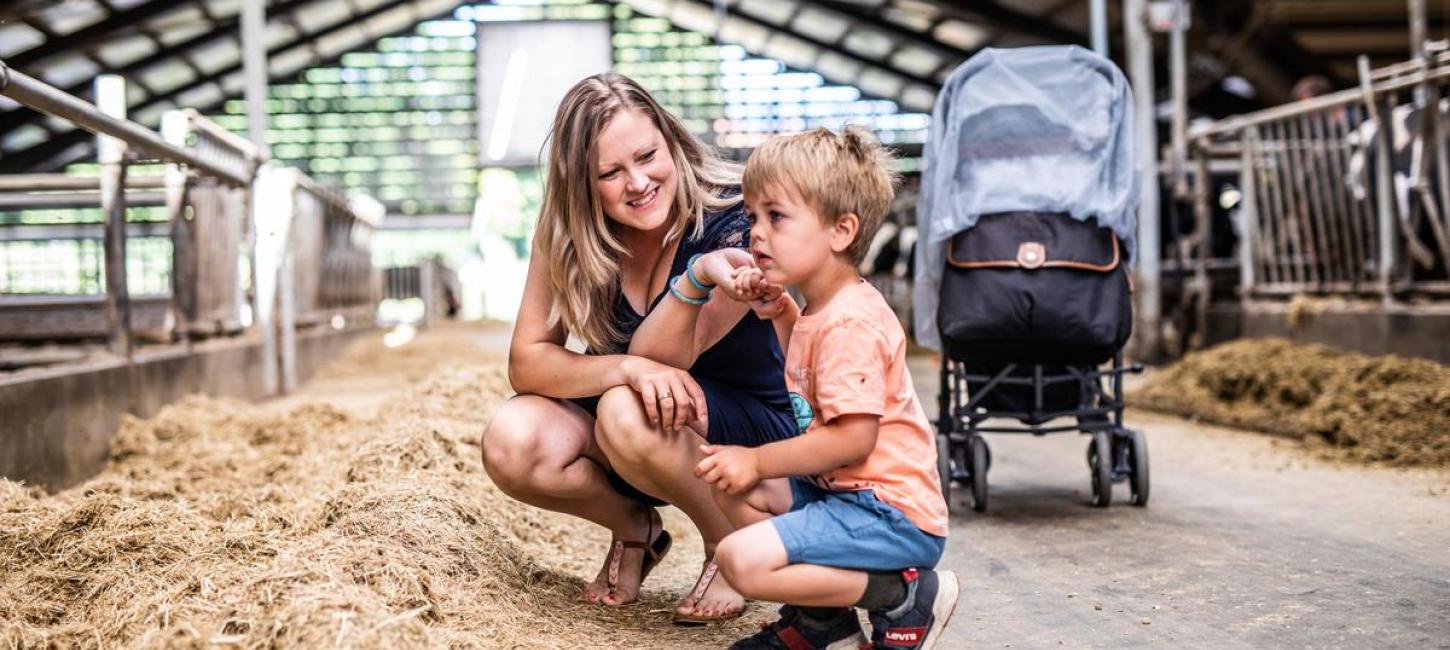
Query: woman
481 73 797 623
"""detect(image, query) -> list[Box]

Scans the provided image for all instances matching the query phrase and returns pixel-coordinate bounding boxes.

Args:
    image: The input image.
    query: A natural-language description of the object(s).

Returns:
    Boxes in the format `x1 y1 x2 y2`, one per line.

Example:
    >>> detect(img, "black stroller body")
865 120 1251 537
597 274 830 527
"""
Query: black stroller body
914 46 1149 512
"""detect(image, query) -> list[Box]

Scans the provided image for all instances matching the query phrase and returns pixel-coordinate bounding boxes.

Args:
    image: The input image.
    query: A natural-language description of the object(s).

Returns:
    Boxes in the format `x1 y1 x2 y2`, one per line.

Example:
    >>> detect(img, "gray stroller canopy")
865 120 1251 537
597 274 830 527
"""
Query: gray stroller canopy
912 45 1139 350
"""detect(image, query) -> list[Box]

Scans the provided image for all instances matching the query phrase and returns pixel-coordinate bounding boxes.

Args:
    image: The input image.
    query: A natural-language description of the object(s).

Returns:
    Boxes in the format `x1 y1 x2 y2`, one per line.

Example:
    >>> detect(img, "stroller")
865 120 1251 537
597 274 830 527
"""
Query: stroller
914 46 1148 513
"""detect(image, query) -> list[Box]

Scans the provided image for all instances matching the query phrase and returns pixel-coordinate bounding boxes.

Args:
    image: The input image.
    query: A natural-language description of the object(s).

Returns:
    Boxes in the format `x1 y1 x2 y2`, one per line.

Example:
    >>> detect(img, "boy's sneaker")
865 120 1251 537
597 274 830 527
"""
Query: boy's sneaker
867 569 960 649
730 605 870 650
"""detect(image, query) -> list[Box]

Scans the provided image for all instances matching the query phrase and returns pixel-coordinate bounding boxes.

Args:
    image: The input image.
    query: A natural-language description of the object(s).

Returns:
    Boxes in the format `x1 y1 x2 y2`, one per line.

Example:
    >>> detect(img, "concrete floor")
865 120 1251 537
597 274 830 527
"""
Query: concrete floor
908 356 1450 649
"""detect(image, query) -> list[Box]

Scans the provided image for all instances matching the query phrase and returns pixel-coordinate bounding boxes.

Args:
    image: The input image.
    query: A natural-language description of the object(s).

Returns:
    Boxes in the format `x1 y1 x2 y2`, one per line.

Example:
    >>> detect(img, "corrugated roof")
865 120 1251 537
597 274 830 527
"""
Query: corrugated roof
0 0 1442 172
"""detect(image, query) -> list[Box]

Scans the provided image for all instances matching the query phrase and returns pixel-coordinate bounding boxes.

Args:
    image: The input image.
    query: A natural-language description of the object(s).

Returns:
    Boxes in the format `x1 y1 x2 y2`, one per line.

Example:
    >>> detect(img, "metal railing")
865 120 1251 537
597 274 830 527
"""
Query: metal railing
0 68 261 353
0 61 384 392
382 257 458 326
277 172 382 326
1189 50 1450 300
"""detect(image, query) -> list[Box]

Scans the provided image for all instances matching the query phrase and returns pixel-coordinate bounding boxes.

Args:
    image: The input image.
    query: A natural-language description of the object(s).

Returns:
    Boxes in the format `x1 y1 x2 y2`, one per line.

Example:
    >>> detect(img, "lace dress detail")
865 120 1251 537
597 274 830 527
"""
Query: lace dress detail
705 203 751 251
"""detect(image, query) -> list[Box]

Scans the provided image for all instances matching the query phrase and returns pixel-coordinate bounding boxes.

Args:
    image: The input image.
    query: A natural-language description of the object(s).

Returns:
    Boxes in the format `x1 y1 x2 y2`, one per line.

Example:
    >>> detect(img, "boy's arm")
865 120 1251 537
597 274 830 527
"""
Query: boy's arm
696 414 878 494
761 293 799 354
757 413 877 477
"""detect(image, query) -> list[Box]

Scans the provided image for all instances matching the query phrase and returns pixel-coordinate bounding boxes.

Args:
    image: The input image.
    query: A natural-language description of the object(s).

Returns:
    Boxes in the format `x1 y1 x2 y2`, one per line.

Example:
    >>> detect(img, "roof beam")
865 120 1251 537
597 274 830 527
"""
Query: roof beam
0 0 329 142
6 0 190 69
928 0 1086 46
1 0 447 173
808 0 975 70
684 0 941 90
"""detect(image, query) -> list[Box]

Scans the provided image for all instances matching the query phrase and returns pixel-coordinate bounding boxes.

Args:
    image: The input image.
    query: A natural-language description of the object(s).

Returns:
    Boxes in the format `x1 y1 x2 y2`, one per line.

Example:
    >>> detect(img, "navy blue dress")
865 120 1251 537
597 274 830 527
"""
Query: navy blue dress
571 192 797 502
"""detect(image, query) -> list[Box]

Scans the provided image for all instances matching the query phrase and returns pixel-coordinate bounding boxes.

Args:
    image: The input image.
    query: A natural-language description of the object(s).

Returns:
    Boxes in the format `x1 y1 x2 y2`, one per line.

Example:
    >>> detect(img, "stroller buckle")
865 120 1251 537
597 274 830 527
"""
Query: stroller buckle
1016 242 1046 269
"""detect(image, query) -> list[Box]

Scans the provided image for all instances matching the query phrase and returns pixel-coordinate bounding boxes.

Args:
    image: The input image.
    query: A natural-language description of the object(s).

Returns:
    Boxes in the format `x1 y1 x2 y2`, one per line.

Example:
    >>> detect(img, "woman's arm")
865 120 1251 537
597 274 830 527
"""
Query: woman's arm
509 239 709 432
626 249 752 369
508 239 631 397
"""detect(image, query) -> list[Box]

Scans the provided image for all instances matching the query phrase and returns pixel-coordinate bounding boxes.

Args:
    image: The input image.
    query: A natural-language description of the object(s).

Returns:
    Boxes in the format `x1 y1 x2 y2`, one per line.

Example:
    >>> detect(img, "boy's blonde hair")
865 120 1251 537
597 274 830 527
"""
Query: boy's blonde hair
742 127 899 264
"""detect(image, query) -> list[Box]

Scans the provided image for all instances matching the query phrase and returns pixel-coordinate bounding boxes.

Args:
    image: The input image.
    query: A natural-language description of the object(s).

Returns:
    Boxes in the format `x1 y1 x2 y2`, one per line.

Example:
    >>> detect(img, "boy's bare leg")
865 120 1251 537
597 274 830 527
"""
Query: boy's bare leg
714 519 869 607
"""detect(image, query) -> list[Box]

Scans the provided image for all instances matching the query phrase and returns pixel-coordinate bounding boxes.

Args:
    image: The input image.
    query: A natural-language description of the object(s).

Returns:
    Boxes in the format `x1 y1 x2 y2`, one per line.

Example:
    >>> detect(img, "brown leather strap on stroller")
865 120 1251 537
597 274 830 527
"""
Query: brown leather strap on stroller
946 232 1121 272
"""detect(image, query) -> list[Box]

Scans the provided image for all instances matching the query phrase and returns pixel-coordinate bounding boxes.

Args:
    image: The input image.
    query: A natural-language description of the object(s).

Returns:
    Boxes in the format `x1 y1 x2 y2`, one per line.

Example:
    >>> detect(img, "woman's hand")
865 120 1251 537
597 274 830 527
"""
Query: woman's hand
620 356 708 433
691 249 755 300
695 444 762 495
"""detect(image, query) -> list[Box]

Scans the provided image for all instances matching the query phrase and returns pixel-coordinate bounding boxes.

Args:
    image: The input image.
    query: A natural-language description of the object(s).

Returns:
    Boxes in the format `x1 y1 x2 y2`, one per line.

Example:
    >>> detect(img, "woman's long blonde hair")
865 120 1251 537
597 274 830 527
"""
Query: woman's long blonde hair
536 72 741 351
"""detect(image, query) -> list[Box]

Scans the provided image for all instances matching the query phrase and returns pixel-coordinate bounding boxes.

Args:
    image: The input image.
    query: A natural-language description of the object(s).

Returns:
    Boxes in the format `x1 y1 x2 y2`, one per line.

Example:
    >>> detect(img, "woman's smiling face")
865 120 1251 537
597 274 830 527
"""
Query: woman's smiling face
594 109 677 233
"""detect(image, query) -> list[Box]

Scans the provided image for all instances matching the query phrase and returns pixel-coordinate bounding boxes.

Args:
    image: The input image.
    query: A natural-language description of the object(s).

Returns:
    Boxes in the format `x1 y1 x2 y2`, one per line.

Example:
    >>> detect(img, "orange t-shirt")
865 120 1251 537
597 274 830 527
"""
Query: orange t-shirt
784 280 949 538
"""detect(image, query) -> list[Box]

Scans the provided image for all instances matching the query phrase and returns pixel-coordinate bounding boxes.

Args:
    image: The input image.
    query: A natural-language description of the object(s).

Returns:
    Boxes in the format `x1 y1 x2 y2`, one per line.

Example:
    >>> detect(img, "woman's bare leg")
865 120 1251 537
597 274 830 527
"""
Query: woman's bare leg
481 394 658 603
593 385 747 618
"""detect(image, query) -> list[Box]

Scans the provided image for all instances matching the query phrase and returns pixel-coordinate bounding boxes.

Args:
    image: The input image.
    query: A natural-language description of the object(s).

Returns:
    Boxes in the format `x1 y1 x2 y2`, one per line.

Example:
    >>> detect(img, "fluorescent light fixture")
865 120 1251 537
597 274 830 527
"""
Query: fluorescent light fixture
487 47 529 162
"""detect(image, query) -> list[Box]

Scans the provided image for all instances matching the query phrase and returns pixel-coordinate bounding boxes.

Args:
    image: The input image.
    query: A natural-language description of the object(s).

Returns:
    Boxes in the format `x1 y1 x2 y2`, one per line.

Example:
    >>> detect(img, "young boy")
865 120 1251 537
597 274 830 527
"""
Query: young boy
690 128 956 649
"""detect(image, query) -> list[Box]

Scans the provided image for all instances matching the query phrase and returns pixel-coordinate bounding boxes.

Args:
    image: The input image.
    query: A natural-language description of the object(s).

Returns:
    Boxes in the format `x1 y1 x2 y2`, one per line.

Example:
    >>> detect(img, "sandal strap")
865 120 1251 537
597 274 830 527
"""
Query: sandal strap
688 561 720 603
607 540 626 589
606 509 664 589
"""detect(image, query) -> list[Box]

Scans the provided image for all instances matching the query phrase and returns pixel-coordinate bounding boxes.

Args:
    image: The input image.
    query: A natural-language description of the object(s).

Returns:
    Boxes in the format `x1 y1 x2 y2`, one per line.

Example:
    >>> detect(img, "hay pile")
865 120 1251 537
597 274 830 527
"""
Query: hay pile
0 326 768 648
1132 338 1450 466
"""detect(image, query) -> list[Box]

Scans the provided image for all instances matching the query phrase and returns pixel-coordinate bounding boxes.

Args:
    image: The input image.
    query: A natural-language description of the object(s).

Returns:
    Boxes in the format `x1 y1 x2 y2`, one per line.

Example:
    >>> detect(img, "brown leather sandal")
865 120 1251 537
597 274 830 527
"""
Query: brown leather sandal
671 558 746 625
600 508 672 607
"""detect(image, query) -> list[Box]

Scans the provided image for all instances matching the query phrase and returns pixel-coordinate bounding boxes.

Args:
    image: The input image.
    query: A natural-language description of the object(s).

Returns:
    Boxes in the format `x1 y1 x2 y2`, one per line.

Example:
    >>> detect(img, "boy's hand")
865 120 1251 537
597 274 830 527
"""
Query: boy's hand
748 284 789 320
695 444 762 495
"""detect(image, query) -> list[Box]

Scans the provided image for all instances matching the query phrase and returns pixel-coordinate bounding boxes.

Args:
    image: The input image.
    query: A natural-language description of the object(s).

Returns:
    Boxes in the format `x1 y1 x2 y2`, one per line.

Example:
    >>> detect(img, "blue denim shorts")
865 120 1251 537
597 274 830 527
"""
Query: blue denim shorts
770 478 946 572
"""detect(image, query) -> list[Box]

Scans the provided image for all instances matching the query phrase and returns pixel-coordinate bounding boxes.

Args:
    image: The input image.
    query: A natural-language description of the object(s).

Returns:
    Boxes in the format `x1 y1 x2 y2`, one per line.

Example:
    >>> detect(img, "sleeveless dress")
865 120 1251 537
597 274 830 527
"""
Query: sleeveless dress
569 192 797 503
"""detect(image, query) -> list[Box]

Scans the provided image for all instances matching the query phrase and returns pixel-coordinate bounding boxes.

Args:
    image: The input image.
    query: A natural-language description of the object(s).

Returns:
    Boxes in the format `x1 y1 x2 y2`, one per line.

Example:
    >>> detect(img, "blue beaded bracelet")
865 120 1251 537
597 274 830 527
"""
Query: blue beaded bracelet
668 275 710 305
685 253 716 290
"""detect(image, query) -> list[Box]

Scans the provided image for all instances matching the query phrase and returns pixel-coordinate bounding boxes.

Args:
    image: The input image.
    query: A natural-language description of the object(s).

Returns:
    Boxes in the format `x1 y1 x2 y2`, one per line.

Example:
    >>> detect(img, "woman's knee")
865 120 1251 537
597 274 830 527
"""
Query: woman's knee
594 386 658 462
481 397 556 490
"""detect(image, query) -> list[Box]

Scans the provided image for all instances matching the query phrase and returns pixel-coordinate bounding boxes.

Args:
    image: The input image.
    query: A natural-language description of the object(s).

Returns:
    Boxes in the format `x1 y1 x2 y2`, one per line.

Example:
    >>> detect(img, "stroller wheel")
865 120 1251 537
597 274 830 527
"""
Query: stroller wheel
936 433 954 511
969 435 989 513
1088 431 1113 508
1129 429 1150 506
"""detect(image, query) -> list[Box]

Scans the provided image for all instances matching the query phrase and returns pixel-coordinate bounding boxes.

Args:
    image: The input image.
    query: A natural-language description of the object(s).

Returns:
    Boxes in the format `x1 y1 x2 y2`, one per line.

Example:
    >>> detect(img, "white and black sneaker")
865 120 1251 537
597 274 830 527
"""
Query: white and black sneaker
866 569 960 649
730 605 871 650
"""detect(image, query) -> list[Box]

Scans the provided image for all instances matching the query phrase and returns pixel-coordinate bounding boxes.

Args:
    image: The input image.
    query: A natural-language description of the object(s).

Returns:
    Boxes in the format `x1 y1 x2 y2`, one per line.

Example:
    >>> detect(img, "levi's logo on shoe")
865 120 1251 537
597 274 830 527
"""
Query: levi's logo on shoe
882 627 926 647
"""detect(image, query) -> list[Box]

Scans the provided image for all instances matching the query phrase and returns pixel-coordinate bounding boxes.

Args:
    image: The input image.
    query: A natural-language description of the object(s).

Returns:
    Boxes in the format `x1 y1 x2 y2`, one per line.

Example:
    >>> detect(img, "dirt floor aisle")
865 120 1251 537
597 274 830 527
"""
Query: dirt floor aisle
0 322 773 649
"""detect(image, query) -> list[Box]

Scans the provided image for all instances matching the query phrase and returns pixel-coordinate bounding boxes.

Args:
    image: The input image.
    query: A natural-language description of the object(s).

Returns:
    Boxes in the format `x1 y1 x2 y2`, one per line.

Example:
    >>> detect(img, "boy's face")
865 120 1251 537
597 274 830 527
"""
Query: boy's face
744 182 840 286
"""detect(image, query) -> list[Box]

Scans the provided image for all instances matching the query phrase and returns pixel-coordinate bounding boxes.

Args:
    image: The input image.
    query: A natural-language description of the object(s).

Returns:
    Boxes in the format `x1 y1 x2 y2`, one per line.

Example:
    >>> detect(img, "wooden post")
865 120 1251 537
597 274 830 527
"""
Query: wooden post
1126 0 1163 359
96 75 132 357
279 249 298 393
1239 132 1259 297
1359 56 1398 300
419 258 437 328
161 110 193 341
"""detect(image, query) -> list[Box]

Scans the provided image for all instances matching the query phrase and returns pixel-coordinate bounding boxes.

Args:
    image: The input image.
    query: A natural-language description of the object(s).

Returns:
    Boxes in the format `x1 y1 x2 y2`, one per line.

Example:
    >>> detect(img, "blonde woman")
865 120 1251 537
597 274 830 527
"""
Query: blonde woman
481 73 797 623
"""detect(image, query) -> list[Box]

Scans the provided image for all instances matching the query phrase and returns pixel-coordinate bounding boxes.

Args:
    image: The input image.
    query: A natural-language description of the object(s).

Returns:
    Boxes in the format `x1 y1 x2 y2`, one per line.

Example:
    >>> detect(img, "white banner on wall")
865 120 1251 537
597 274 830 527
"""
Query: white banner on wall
476 20 613 167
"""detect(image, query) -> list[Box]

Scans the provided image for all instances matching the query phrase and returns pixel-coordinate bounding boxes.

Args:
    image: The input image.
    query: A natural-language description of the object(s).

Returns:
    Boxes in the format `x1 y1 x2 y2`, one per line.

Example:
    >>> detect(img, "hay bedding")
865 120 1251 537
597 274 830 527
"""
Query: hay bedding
0 327 771 648
1131 337 1450 467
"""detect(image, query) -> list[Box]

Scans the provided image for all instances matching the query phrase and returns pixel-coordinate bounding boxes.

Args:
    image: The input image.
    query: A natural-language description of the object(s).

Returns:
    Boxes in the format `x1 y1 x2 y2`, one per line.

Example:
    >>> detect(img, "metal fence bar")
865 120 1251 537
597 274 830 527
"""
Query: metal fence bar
1303 113 1345 283
1336 105 1376 289
96 76 131 356
0 174 166 191
1259 123 1292 285
1237 133 1257 294
0 191 167 210
1293 116 1334 283
1314 110 1358 286
0 61 249 187
1360 57 1400 297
